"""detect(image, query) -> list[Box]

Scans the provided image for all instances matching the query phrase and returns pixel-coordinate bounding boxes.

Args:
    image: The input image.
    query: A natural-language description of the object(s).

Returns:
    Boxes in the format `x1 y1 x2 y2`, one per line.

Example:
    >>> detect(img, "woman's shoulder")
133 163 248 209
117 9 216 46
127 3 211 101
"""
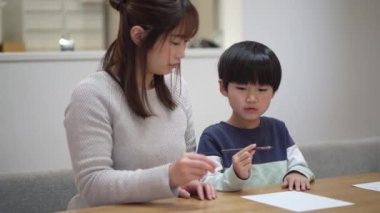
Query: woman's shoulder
71 71 120 101
164 73 189 91
164 74 190 100
77 71 117 88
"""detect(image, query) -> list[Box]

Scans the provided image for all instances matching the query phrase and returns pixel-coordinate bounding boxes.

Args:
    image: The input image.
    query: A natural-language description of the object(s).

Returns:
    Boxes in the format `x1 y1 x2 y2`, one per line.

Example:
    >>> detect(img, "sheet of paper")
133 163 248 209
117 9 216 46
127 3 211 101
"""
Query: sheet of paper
353 181 380 192
242 191 353 212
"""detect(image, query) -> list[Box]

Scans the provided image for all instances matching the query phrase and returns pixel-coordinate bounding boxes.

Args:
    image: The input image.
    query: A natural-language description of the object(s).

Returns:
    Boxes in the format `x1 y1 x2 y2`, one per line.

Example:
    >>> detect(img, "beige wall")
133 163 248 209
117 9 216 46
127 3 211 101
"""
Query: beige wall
106 3 118 46
192 0 219 41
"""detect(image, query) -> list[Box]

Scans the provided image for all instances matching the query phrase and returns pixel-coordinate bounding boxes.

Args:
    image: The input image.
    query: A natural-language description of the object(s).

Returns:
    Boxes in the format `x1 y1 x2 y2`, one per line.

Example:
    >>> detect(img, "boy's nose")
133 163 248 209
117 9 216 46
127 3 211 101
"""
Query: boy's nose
246 94 257 103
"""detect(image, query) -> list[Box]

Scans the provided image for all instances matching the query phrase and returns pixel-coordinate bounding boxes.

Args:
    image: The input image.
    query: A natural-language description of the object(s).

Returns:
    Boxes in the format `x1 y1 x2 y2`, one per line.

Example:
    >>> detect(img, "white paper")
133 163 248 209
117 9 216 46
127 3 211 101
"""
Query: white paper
242 191 353 212
353 181 380 192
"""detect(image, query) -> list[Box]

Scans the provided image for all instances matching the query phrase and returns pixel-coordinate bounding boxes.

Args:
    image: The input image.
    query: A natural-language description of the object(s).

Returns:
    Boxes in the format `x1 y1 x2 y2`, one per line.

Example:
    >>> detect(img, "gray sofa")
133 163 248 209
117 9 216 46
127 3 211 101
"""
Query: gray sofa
299 137 380 178
0 137 379 213
0 169 76 213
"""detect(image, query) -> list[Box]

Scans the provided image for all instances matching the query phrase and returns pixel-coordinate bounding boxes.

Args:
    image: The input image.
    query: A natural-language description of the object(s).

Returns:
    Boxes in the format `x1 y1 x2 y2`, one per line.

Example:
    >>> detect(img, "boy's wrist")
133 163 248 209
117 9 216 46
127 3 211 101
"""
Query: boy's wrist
232 165 250 180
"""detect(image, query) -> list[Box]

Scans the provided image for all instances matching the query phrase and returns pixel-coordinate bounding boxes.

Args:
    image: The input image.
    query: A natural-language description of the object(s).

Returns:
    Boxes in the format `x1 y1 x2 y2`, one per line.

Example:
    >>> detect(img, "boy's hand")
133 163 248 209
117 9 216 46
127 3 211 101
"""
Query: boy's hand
232 144 256 179
282 172 311 191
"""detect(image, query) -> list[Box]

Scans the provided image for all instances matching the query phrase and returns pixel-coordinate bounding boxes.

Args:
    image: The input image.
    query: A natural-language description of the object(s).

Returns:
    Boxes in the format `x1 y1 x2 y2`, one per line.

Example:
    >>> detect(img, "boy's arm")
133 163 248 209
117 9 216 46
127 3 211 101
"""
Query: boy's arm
201 156 248 192
286 145 315 181
197 132 249 191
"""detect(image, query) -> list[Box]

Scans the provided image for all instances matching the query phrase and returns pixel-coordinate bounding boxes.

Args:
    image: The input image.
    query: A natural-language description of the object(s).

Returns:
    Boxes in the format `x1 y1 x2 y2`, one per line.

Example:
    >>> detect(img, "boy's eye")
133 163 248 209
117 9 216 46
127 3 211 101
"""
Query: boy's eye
236 86 247 90
258 86 271 92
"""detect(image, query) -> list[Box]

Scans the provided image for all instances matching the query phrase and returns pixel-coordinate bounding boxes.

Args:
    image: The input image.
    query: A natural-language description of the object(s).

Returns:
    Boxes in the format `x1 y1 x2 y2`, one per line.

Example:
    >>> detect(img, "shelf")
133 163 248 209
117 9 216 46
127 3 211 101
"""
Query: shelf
22 0 105 51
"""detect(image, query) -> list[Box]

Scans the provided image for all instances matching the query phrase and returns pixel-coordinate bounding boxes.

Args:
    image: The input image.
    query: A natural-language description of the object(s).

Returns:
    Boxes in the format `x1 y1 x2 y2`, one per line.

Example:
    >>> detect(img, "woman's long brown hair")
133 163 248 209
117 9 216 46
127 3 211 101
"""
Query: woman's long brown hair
103 0 199 118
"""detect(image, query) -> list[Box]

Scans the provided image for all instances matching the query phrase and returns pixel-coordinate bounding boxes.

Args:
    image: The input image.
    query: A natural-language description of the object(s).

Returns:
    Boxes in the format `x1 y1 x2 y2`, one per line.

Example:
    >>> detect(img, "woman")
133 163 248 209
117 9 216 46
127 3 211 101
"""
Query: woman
64 0 216 209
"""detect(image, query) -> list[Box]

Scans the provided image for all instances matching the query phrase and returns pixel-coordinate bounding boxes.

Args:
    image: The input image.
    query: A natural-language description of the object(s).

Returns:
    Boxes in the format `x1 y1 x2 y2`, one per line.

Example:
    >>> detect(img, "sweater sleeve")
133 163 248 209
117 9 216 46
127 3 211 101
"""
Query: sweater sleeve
64 82 176 207
198 132 249 191
286 144 315 181
202 156 248 192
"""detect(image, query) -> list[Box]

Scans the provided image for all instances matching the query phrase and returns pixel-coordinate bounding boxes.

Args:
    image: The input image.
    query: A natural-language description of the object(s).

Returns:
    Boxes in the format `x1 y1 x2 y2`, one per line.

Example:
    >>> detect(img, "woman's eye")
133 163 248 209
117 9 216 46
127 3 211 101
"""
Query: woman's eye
170 41 179 45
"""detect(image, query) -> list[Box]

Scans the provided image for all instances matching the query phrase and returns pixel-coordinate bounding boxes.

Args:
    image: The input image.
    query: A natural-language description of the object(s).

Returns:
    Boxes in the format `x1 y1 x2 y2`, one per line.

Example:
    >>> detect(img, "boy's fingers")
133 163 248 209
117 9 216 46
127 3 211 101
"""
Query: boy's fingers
242 144 256 152
282 179 289 188
237 144 256 156
303 180 310 190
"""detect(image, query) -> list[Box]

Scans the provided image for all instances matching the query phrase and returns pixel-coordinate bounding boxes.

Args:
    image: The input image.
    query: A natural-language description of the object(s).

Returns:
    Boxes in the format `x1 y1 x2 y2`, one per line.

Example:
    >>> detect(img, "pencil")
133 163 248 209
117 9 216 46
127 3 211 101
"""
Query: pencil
221 146 272 152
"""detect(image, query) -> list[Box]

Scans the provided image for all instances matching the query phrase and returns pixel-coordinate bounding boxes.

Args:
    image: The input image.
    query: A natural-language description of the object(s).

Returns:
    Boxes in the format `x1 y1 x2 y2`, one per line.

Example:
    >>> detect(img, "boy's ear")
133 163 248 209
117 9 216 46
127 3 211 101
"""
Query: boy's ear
271 91 276 99
218 79 228 96
130 25 145 46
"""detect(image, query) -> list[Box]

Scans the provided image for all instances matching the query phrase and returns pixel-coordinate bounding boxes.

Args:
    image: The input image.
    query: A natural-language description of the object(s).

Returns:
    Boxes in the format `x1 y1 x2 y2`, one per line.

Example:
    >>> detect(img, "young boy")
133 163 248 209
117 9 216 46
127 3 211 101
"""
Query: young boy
197 41 314 192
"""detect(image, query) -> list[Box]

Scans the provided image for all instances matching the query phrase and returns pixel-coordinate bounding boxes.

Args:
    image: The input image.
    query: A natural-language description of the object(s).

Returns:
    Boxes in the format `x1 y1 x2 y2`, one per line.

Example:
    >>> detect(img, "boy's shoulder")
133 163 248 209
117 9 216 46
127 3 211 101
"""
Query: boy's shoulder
202 117 287 132
261 116 286 126
260 116 291 136
202 122 226 134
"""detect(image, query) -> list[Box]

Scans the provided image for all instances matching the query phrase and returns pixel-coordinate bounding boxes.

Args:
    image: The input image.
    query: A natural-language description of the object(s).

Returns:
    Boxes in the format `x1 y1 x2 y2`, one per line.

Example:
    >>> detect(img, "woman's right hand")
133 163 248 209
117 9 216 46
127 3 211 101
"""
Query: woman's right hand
169 153 216 188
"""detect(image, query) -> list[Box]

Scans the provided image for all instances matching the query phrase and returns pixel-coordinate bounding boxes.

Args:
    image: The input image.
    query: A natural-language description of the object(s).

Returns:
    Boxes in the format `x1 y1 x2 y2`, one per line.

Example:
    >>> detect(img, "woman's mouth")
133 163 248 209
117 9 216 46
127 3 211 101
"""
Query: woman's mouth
169 64 178 69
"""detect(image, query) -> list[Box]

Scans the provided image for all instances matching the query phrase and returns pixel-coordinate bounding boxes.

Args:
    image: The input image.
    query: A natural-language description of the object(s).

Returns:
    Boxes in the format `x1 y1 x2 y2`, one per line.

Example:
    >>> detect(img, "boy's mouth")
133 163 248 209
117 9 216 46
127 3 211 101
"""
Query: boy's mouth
244 107 258 112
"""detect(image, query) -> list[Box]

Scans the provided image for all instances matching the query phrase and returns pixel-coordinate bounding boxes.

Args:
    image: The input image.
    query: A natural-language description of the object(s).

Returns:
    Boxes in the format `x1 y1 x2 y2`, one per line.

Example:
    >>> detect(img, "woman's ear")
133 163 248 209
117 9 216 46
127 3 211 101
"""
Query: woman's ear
219 79 228 97
130 26 145 46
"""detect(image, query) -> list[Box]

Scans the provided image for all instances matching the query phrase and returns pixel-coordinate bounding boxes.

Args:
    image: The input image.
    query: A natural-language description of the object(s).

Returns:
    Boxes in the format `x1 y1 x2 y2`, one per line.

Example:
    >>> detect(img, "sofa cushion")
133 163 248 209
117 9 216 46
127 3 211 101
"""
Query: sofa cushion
299 137 380 178
0 169 76 213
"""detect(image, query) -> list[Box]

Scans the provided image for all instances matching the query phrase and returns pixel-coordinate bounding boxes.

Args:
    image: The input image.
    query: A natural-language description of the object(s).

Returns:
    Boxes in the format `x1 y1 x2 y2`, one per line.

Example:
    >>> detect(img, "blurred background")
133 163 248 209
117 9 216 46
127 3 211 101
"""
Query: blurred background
0 0 226 52
0 0 379 174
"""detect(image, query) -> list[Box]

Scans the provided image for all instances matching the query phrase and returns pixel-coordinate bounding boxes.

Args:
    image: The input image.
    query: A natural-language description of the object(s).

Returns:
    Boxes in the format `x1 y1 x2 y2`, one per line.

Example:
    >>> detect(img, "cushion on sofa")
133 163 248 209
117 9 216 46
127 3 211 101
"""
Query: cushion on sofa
299 137 380 178
0 169 76 213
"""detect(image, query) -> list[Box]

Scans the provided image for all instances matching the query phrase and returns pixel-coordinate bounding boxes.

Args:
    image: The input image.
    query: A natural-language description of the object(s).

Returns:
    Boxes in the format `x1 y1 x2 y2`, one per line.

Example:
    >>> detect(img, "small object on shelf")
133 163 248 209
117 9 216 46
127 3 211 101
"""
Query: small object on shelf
59 35 75 51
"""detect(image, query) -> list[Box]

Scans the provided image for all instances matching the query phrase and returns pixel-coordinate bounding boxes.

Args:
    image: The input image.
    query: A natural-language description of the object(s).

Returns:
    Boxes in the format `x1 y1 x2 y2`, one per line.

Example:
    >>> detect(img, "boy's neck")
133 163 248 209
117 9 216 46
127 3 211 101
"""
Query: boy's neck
226 116 261 129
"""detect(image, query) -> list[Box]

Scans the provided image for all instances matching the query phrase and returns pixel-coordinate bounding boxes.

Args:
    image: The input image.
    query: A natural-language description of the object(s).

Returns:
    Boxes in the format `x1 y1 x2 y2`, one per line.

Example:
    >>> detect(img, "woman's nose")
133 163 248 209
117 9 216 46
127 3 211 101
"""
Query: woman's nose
176 43 186 59
176 49 185 59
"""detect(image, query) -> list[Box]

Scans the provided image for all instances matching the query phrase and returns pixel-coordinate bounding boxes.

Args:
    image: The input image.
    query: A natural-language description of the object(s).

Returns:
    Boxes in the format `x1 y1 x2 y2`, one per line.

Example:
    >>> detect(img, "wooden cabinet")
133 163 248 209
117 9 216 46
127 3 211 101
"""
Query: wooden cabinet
22 0 105 51
0 0 5 43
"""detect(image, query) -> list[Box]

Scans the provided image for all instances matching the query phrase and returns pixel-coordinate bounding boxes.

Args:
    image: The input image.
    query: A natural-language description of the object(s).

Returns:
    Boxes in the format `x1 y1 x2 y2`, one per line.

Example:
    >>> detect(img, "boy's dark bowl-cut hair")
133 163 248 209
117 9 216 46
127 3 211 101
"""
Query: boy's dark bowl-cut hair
218 41 281 92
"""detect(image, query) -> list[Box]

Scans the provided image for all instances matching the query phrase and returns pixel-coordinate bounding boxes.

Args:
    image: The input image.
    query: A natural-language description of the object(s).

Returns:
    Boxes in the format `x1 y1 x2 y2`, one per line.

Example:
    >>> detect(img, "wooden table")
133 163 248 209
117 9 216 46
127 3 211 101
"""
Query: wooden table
62 172 380 212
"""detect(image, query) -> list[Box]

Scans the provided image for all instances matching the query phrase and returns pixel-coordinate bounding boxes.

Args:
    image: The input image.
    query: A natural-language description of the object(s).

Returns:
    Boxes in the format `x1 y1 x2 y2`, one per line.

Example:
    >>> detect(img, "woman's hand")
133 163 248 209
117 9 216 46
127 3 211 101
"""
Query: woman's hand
282 172 311 191
178 180 217 200
232 144 256 179
169 153 216 188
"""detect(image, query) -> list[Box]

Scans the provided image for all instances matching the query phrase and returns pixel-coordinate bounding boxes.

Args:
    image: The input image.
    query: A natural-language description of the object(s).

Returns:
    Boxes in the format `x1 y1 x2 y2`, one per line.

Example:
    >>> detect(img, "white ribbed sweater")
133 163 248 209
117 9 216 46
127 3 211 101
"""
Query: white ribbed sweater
64 71 196 209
